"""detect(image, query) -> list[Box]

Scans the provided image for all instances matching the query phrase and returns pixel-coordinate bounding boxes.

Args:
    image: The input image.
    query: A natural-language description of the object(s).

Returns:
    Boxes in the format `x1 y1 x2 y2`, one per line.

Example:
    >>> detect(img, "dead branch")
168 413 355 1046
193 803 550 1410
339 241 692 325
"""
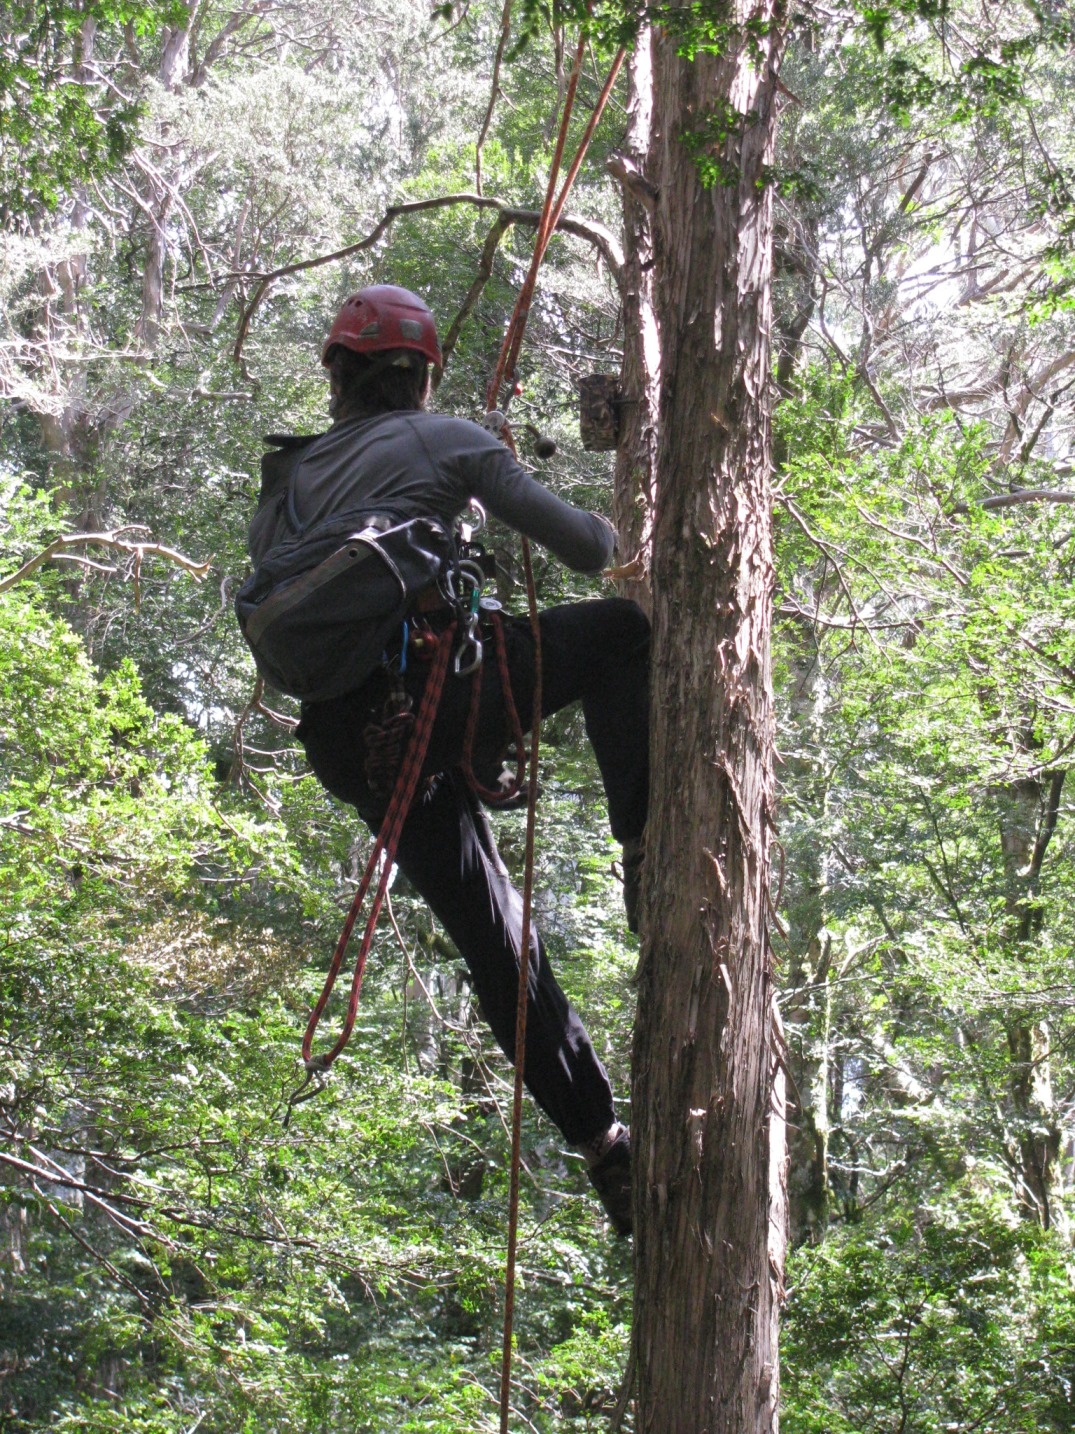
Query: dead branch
947 489 1075 516
436 211 512 382
980 489 1075 511
0 530 211 595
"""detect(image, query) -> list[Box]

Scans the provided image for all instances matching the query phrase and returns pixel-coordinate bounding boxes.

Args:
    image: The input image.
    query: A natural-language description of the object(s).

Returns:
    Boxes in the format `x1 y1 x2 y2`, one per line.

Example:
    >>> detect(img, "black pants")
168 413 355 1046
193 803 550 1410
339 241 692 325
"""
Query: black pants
297 598 650 1145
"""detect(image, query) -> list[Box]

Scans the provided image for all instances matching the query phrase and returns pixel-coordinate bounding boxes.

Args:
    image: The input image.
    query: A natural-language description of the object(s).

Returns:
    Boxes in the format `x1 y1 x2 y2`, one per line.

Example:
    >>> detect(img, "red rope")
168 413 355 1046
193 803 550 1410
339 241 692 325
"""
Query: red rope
486 28 587 415
497 539 542 1434
301 624 456 1072
486 34 626 1434
486 40 627 416
546 48 625 239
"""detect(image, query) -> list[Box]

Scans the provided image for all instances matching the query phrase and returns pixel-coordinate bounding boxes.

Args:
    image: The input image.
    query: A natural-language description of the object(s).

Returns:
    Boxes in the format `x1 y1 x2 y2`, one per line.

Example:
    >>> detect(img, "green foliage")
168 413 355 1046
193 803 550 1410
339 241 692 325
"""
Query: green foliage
774 362 1075 1420
784 1195 1075 1432
1 400 636 1432
0 0 183 219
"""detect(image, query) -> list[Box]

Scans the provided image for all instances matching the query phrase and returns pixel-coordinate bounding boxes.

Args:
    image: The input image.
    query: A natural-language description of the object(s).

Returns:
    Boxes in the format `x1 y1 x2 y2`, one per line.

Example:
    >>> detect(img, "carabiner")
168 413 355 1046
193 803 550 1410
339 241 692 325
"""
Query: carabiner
454 600 483 675
456 558 487 595
454 631 483 676
459 500 487 544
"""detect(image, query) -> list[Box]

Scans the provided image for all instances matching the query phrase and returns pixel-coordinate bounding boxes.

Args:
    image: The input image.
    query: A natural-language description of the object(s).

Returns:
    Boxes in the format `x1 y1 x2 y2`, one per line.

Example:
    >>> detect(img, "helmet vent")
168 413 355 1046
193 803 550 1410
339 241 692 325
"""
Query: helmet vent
358 322 381 338
399 319 423 340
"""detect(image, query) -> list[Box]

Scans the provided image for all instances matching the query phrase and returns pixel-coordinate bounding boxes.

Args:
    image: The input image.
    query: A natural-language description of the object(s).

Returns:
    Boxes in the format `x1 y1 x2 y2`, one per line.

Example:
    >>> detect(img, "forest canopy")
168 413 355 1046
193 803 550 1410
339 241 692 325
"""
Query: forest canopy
2 0 1075 1429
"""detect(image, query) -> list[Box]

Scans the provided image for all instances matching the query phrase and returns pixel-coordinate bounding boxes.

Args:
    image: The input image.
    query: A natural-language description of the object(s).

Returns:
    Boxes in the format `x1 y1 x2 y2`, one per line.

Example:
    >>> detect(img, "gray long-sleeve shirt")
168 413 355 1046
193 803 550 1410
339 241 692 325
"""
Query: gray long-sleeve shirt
256 410 613 575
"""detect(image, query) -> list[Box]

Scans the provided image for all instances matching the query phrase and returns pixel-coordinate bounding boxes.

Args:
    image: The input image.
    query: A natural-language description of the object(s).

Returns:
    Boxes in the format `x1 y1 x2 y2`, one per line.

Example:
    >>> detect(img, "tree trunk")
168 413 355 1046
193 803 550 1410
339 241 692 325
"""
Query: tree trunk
781 632 834 1242
996 771 1068 1234
631 12 788 1433
136 186 172 351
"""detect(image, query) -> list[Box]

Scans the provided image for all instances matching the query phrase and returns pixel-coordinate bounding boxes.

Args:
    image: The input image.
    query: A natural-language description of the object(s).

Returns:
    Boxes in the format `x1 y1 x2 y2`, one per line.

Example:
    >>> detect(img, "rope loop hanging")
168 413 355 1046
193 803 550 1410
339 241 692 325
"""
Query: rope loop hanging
297 622 456 1078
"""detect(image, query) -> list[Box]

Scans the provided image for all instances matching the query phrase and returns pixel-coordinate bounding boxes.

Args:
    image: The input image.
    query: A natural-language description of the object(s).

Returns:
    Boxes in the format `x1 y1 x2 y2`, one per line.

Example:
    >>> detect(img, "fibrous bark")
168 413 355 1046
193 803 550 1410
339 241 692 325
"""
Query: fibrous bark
631 9 789 1432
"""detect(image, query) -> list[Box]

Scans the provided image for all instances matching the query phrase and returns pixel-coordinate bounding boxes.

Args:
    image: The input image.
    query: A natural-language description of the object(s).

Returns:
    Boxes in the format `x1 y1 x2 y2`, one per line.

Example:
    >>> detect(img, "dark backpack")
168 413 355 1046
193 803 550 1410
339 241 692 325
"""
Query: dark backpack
235 434 455 703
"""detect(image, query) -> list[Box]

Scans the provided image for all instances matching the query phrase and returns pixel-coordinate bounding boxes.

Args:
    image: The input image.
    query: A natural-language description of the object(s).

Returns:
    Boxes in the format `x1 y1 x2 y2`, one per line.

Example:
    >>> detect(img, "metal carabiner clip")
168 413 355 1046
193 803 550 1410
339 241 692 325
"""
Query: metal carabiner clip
454 634 483 677
454 610 483 675
459 500 487 544
440 565 459 607
456 558 487 593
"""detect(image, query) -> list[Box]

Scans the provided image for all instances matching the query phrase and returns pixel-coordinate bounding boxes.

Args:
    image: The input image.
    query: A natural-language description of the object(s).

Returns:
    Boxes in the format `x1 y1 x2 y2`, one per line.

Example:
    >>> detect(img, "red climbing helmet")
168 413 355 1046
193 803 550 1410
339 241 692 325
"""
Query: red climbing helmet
322 285 442 368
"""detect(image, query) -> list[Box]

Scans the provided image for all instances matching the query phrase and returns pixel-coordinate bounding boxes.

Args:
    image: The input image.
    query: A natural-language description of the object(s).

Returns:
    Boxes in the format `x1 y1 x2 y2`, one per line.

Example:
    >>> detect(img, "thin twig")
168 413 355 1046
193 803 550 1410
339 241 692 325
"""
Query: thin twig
33 1182 152 1308
475 0 513 196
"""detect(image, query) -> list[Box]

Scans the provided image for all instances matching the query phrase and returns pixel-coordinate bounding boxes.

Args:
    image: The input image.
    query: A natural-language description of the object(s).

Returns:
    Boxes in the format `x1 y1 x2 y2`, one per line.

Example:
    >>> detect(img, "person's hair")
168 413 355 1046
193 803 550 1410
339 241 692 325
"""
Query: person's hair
326 346 429 420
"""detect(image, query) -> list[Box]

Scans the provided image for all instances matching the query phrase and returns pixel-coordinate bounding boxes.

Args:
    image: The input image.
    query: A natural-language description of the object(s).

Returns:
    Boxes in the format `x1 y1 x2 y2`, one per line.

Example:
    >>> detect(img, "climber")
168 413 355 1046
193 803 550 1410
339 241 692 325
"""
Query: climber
252 285 648 1235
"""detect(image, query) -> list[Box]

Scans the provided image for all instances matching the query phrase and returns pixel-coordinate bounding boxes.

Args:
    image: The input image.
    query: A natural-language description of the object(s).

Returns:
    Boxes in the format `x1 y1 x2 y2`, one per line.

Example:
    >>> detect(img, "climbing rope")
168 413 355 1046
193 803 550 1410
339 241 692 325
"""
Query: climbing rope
487 33 626 1434
497 539 542 1434
486 40 625 413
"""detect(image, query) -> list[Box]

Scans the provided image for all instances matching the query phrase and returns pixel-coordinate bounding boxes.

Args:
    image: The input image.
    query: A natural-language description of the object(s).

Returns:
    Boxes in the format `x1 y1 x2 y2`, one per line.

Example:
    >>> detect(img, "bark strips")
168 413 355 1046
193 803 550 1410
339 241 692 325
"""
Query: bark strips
631 12 788 1432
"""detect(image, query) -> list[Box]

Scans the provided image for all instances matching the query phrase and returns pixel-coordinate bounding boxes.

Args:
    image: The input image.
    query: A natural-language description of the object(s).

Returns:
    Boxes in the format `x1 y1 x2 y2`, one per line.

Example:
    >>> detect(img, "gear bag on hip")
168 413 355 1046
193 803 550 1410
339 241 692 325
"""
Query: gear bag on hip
235 435 454 703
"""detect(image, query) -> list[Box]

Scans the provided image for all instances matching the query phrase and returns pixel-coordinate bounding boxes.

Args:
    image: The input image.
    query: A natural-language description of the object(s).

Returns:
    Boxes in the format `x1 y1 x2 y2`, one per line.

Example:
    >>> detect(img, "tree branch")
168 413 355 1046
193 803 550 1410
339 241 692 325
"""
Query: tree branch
435 211 512 383
231 193 623 364
1028 770 1065 887
950 489 1075 514
981 489 1075 511
0 530 211 594
475 0 513 195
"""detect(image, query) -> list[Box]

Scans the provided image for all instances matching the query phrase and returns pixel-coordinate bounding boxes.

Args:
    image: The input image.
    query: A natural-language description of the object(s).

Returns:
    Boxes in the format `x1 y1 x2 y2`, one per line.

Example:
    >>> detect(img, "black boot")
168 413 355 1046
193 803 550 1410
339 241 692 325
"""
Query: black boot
584 1126 632 1236
621 836 644 934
